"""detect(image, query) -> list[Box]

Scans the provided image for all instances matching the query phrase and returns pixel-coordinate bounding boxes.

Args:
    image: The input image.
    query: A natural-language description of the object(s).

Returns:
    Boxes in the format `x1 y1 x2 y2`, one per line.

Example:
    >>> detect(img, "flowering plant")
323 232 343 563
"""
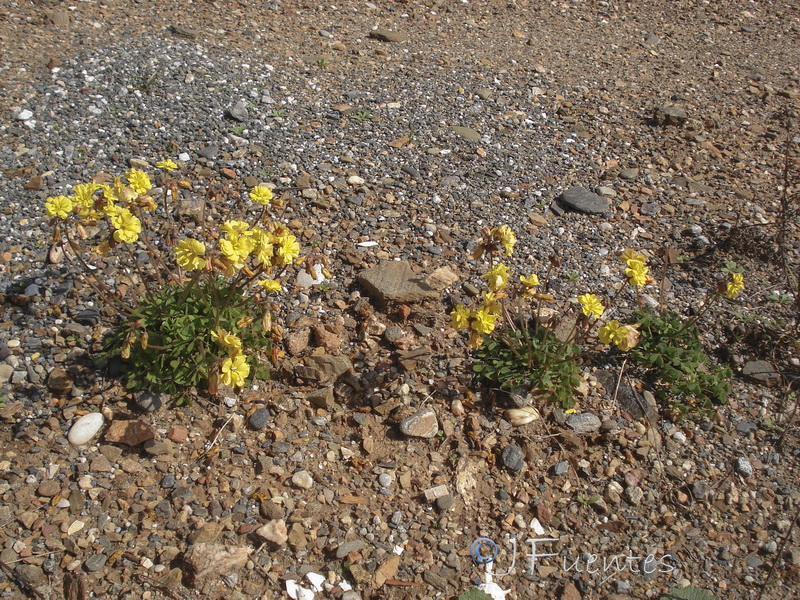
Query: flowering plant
450 226 741 412
45 162 316 399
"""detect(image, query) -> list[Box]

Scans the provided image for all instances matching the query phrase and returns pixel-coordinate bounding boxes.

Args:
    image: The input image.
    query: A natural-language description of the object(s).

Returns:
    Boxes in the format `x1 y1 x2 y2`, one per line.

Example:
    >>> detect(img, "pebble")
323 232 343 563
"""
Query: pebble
399 407 439 438
291 470 314 489
336 540 365 559
84 553 107 572
501 443 525 472
67 413 104 446
436 494 455 510
552 461 569 476
567 412 602 434
558 186 610 214
378 473 393 487
735 457 754 477
134 391 166 413
257 519 288 546
248 407 270 430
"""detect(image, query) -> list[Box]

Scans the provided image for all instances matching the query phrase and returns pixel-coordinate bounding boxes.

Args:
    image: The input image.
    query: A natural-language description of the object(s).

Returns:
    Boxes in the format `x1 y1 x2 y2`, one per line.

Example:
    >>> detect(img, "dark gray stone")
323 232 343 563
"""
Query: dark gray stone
558 186 609 214
336 540 366 559
83 553 107 572
742 360 781 387
198 144 219 159
135 391 166 413
436 494 455 510
654 105 688 126
501 443 525 472
248 407 270 430
552 461 569 476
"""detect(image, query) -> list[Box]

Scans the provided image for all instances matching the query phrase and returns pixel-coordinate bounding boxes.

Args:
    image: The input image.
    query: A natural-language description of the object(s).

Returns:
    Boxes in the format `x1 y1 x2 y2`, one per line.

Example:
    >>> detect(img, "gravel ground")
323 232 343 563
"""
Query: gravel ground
1 1 799 599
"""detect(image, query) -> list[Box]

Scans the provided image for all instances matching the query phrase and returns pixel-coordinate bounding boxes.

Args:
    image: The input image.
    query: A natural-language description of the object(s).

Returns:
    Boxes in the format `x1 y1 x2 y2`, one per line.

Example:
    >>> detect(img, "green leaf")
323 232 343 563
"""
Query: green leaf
458 590 494 600
660 587 717 600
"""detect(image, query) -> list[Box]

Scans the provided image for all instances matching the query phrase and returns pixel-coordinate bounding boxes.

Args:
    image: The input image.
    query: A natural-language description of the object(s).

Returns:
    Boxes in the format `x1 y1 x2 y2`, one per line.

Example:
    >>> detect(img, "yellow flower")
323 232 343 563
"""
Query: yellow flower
599 320 639 351
249 185 274 205
219 233 256 267
626 261 649 287
599 320 624 345
495 225 516 257
274 232 300 266
450 304 471 331
45 195 74 219
257 279 282 293
520 273 540 296
471 307 498 335
481 291 504 316
126 168 152 195
220 354 250 387
221 220 251 236
725 272 745 299
483 263 510 291
110 208 141 243
156 158 178 171
73 182 99 208
211 328 243 355
251 227 275 267
176 238 206 271
578 293 604 318
620 249 646 266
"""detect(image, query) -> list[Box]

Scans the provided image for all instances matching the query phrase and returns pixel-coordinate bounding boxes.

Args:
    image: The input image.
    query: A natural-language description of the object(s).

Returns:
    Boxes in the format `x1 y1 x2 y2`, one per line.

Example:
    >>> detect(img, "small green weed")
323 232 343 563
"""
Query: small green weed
269 109 287 118
229 125 246 135
473 322 581 409
458 590 493 600
630 309 732 415
576 493 601 509
351 111 374 122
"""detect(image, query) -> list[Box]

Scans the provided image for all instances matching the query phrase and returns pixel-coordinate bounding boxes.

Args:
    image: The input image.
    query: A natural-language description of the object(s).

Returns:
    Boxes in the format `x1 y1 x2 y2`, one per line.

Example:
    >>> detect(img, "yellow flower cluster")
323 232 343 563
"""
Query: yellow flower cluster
599 319 640 351
44 167 157 249
620 249 651 288
724 272 745 300
450 295 502 348
472 225 517 259
211 328 250 387
578 293 604 318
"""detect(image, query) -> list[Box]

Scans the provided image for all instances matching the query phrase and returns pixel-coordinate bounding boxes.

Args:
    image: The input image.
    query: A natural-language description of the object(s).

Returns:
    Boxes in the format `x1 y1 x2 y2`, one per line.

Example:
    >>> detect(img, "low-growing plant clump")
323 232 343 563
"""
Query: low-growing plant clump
44 160 319 400
450 226 744 414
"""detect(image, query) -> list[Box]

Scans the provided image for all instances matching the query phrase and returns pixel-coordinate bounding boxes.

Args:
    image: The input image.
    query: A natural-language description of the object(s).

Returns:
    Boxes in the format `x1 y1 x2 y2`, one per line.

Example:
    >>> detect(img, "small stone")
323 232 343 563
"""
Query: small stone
229 99 249 122
134 391 166 413
299 354 353 383
654 105 688 127
625 486 644 506
37 480 61 497
501 443 525 472
369 29 409 42
399 407 438 438
184 543 251 589
558 187 609 214
378 473 393 487
167 426 188 443
552 461 569 476
47 367 72 395
763 541 778 554
287 523 308 549
307 386 335 410
256 519 288 546
567 412 602 434
424 484 449 502
0 364 13 383
742 360 781 387
160 474 176 489
336 540 365 559
291 470 314 489
451 126 481 141
735 456 754 477
286 329 311 356
619 168 639 180
16 109 33 121
68 413 104 446
561 582 582 600
15 564 45 585
104 419 156 446
248 407 270 430
83 554 107 573
198 144 219 159
358 261 440 304
436 494 455 510
736 421 758 435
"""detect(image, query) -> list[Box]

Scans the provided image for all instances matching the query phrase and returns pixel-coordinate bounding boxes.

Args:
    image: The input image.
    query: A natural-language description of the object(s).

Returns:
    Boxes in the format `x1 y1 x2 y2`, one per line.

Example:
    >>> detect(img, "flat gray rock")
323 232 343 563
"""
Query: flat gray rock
451 126 481 141
358 261 440 304
369 29 409 42
567 412 602 434
558 186 609 214
742 360 781 386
